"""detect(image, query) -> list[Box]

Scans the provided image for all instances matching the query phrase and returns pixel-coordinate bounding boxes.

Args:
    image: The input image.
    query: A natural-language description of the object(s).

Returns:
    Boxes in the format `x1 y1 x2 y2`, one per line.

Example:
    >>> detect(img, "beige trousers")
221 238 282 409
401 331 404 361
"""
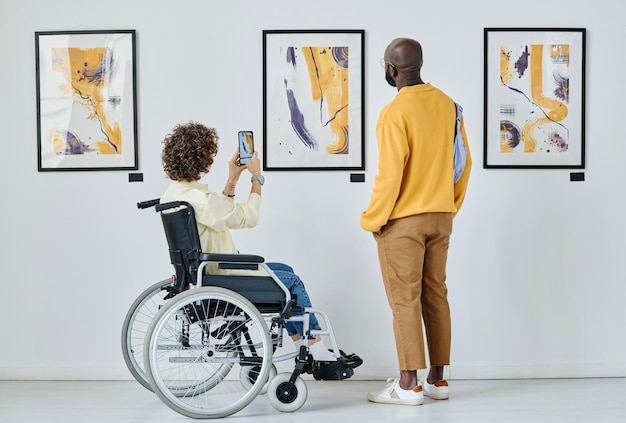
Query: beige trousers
375 212 453 371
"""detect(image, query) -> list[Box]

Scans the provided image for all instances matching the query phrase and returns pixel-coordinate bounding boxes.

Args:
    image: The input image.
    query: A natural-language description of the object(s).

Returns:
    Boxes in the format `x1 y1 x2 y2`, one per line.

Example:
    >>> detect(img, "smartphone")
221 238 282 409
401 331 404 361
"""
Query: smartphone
238 130 254 165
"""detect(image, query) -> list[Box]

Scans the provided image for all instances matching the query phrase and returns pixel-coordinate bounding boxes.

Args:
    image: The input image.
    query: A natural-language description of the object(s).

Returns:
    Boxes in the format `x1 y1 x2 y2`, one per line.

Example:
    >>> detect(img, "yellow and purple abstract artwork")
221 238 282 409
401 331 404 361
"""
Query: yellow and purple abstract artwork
283 45 350 154
498 43 571 154
49 47 122 155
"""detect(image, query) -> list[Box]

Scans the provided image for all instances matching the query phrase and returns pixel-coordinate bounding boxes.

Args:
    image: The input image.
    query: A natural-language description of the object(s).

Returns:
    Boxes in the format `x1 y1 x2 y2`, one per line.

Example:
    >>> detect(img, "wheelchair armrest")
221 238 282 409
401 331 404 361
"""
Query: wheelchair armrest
199 253 265 270
199 253 265 263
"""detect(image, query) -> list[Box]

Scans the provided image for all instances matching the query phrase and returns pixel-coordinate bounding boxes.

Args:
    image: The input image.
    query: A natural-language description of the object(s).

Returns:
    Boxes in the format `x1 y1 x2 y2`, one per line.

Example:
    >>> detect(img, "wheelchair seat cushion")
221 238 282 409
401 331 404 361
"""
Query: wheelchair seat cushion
202 274 287 313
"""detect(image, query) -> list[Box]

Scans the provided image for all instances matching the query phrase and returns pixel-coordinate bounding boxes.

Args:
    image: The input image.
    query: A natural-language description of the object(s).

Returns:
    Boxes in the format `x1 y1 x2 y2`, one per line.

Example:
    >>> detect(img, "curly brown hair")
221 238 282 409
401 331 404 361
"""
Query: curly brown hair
161 122 219 181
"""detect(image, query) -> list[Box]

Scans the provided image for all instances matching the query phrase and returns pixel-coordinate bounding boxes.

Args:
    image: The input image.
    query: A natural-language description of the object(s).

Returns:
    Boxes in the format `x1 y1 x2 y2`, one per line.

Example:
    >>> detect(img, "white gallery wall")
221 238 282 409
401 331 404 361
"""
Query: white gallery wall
1 0 625 380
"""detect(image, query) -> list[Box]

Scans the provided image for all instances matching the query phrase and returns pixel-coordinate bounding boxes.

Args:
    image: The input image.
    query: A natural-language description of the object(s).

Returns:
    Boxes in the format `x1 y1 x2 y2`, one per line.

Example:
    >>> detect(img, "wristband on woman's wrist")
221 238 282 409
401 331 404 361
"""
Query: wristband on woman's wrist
251 174 265 185
222 191 235 198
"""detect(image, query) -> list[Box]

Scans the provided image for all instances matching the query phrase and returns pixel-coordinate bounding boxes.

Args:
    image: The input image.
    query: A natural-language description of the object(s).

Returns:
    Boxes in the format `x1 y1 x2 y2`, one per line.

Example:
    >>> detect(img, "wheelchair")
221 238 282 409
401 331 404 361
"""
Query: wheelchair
121 198 355 419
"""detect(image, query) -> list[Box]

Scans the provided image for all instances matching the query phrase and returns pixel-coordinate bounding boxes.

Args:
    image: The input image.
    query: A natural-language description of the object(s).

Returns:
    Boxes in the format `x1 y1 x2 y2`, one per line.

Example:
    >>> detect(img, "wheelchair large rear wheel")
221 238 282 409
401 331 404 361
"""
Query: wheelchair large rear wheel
121 279 170 391
144 286 273 419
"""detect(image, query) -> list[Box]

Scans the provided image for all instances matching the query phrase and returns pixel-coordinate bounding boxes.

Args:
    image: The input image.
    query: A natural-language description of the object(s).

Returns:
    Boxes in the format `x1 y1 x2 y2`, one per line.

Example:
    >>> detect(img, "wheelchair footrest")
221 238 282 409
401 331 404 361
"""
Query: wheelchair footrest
297 353 355 381
312 359 354 380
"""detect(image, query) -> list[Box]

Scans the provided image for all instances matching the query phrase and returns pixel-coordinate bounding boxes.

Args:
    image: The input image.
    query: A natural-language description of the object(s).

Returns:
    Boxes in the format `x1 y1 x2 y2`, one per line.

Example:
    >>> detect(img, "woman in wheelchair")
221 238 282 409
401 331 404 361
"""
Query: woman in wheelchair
159 122 362 380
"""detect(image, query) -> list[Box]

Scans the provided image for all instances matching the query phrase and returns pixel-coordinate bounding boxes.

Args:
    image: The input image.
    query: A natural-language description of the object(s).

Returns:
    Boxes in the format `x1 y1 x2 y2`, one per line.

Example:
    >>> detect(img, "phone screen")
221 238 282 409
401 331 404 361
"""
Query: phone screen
238 131 254 165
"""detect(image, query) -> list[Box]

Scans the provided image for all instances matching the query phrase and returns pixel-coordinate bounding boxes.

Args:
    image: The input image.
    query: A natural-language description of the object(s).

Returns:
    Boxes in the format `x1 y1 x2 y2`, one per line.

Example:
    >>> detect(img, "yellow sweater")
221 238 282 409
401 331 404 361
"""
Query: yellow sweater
361 83 472 232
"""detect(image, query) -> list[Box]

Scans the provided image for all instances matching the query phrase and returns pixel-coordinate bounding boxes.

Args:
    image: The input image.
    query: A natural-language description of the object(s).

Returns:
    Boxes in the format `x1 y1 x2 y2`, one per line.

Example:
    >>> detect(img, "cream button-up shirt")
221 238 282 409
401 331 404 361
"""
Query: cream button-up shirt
161 180 261 255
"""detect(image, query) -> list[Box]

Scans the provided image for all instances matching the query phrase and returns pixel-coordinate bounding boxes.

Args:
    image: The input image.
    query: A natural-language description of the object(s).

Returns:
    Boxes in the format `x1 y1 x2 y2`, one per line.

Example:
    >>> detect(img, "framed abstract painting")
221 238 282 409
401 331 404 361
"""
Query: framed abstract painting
263 29 365 171
35 30 138 171
484 28 586 169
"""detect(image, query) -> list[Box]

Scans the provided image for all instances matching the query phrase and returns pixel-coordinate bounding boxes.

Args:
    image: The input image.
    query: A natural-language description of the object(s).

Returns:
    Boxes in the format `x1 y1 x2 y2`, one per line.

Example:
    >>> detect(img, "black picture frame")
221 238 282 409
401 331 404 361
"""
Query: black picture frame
262 29 365 171
484 28 586 169
35 29 138 171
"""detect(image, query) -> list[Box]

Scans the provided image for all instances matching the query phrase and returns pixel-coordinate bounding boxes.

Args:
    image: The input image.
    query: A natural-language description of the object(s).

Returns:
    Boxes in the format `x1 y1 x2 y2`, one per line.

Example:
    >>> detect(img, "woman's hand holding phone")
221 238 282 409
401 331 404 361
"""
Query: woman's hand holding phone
246 152 261 177
227 150 246 180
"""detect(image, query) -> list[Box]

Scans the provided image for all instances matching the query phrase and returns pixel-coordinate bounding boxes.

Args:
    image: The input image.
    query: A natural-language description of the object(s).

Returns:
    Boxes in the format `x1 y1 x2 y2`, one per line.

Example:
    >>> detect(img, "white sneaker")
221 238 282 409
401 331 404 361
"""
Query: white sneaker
422 377 449 400
367 378 424 405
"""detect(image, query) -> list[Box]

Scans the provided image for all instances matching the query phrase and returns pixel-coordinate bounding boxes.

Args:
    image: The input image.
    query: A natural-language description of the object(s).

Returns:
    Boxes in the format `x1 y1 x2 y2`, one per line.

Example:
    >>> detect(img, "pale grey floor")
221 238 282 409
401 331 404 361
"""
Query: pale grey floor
1 378 625 422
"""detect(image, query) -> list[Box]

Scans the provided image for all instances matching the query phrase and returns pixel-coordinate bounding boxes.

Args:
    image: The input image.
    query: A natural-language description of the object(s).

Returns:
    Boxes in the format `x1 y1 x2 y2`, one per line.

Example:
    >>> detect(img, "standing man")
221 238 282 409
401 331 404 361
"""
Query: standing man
362 38 471 406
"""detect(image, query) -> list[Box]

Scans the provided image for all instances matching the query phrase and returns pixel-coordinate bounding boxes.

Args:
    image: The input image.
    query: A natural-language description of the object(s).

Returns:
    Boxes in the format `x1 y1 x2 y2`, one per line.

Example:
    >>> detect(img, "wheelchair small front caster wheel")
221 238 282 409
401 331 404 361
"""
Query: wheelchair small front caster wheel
267 372 307 412
240 363 277 394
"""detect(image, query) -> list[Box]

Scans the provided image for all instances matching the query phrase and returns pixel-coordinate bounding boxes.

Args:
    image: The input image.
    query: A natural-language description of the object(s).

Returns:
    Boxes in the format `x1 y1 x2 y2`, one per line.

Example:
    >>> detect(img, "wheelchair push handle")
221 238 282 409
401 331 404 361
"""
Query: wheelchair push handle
137 199 160 209
137 198 192 213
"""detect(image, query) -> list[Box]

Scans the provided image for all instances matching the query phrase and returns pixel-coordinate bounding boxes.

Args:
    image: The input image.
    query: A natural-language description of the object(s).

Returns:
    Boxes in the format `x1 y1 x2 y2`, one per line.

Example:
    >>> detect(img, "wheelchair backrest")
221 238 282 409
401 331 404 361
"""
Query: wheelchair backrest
157 201 201 292
155 200 290 312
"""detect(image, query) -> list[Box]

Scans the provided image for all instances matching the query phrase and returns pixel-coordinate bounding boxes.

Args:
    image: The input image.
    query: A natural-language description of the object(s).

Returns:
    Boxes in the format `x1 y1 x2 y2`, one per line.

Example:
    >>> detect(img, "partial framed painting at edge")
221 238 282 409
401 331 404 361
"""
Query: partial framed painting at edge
35 29 138 171
263 29 365 171
483 28 586 169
